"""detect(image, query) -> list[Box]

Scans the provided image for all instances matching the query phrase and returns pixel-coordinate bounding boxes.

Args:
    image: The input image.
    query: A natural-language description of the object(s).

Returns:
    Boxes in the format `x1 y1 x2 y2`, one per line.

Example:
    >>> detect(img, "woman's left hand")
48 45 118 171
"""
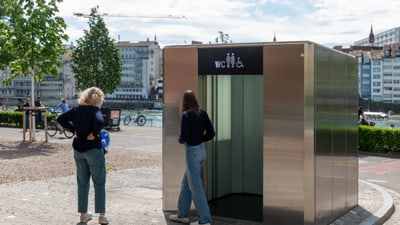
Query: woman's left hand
87 132 95 140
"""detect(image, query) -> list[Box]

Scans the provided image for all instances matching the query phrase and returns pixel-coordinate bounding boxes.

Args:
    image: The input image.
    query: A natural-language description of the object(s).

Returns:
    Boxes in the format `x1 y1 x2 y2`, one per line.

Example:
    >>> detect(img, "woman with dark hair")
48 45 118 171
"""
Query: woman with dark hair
57 87 109 225
169 90 215 225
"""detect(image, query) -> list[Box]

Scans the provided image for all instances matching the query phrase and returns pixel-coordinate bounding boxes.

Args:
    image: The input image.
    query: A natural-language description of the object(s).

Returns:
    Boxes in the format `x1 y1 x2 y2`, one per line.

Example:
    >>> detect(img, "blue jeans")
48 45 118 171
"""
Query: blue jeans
177 143 211 223
74 147 106 213
36 112 43 128
25 112 30 129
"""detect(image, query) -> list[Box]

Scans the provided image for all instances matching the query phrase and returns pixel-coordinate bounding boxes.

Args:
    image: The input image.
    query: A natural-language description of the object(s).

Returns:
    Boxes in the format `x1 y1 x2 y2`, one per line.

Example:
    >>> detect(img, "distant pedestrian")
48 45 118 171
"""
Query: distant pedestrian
358 106 364 120
56 87 109 225
14 105 22 112
34 96 44 128
22 98 30 129
54 98 69 114
169 90 215 225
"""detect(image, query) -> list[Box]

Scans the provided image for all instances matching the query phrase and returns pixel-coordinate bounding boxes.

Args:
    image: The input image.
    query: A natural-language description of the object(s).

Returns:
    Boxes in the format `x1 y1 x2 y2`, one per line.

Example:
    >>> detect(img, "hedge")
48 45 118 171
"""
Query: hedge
0 111 57 128
358 125 400 153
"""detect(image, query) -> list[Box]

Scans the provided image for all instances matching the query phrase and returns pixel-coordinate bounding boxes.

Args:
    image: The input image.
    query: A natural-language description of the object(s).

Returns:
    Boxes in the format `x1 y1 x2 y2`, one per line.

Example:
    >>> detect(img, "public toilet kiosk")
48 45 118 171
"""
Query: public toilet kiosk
162 41 359 225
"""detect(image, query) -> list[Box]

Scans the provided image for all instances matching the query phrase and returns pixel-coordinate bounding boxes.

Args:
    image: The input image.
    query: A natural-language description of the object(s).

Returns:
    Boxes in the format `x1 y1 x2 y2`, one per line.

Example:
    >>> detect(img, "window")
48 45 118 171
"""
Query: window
383 65 392 70
373 68 381 72
362 80 370 84
383 80 393 84
373 61 381 66
373 74 381 79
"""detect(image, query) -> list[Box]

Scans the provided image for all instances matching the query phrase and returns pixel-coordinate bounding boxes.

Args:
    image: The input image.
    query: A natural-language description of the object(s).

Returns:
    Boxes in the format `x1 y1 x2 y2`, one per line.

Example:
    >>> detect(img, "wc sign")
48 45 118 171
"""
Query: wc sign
214 53 244 69
198 46 263 75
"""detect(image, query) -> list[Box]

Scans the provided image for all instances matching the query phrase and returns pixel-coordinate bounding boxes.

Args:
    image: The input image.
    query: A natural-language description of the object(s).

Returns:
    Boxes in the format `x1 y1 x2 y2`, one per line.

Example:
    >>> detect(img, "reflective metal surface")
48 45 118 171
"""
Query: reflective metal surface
313 44 359 225
263 43 358 225
263 43 306 224
162 42 358 225
162 47 198 210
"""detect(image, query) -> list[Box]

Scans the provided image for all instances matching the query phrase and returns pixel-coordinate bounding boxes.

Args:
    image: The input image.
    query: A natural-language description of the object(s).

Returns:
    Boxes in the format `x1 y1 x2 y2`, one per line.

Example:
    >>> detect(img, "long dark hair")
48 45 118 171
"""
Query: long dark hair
180 90 200 115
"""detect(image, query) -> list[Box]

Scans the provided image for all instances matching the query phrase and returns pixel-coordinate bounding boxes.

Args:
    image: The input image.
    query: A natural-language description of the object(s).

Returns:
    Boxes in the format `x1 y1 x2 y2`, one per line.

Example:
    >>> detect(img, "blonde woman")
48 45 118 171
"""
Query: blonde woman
57 87 109 225
169 90 215 225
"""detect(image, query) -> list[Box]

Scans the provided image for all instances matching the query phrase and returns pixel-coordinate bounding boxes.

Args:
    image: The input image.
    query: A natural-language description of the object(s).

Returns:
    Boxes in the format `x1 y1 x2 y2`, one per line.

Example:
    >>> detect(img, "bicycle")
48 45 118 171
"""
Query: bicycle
47 108 74 138
123 111 146 126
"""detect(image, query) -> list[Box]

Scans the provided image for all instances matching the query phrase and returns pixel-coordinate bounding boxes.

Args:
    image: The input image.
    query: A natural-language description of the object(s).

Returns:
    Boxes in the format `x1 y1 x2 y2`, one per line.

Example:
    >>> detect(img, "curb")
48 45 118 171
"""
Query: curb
359 179 395 225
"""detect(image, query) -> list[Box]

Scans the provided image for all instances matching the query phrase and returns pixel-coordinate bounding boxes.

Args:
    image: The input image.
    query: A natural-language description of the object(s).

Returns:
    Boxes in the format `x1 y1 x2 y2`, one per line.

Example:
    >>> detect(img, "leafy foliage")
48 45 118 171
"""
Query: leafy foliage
359 125 400 153
0 0 68 86
215 31 231 44
71 7 122 94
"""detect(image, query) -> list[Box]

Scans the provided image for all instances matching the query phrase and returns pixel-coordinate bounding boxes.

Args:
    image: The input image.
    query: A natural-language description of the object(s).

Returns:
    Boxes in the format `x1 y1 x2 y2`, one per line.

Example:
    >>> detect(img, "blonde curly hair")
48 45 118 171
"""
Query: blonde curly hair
77 87 104 108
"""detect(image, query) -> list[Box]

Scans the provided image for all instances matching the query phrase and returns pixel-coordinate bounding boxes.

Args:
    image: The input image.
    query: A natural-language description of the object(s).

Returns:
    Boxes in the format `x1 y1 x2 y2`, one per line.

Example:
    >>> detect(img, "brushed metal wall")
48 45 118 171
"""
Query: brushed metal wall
162 42 358 225
313 44 359 225
263 42 358 225
263 43 307 224
162 47 198 210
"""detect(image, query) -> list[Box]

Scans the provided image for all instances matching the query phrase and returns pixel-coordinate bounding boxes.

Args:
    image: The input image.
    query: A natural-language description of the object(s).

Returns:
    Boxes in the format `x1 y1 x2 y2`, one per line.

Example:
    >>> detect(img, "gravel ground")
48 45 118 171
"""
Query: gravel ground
0 139 165 225
0 140 161 184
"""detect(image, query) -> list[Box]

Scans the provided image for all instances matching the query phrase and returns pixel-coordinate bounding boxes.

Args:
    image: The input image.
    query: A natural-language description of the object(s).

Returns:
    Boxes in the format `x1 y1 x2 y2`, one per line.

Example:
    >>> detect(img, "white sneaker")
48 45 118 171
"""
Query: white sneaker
190 222 210 225
99 216 109 224
169 214 190 223
79 213 92 223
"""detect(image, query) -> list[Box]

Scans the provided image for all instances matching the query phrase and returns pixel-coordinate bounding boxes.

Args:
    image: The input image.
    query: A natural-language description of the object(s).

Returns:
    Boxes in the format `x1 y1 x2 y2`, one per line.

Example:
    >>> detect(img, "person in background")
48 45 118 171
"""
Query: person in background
22 98 31 129
358 118 369 126
54 98 69 114
358 106 364 120
169 90 215 225
57 87 109 225
34 96 44 128
15 105 22 112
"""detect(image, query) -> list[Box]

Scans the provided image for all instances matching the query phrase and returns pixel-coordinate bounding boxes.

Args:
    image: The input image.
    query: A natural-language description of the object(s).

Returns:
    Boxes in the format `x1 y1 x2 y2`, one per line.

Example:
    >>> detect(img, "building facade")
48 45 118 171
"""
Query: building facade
108 40 162 100
342 44 400 103
334 27 400 103
354 27 400 47
0 40 162 107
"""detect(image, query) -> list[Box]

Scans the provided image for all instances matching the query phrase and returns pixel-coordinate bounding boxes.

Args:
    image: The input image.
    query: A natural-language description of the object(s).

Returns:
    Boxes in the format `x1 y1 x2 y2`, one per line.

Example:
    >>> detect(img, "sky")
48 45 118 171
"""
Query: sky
57 0 400 48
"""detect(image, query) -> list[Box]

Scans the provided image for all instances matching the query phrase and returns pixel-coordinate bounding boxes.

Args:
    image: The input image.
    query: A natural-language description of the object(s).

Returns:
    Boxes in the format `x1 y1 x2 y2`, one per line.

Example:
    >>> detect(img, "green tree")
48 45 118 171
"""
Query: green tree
215 31 231 44
0 0 68 85
71 7 122 94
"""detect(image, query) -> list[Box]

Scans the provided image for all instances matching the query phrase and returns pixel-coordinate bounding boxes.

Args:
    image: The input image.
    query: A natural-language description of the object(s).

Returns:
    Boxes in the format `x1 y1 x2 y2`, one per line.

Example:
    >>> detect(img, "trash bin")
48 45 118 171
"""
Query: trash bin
101 108 121 130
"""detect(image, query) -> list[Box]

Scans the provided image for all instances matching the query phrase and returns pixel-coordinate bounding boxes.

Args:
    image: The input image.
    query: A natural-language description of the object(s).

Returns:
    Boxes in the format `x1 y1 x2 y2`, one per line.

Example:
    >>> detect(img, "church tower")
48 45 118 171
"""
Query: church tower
369 24 375 47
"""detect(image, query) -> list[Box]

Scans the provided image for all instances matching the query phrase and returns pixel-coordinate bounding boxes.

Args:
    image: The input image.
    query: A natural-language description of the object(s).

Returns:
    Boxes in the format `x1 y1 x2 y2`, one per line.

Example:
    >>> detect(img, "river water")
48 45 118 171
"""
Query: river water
367 116 400 128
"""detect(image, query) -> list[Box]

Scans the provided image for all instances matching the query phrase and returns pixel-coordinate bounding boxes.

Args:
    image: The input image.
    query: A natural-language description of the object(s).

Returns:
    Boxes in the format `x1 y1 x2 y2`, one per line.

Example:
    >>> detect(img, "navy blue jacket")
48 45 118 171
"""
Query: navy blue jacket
179 110 215 146
57 105 104 152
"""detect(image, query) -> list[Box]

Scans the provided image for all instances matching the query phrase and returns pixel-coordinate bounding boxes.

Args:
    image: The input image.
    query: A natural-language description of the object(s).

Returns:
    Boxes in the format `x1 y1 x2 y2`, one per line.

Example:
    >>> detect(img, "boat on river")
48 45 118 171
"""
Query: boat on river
364 111 389 120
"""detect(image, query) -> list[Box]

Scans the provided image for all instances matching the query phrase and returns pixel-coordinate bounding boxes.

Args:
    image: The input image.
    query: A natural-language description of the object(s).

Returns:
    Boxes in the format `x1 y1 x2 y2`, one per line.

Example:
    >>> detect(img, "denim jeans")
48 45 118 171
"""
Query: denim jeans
25 112 30 129
74 147 106 213
36 112 43 128
177 143 211 223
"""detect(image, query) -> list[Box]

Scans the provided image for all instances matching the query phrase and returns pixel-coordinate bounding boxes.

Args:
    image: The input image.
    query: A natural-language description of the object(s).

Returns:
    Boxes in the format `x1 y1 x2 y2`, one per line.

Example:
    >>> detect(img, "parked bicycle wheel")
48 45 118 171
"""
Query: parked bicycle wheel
123 116 131 125
136 115 146 126
47 120 58 137
64 129 74 138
